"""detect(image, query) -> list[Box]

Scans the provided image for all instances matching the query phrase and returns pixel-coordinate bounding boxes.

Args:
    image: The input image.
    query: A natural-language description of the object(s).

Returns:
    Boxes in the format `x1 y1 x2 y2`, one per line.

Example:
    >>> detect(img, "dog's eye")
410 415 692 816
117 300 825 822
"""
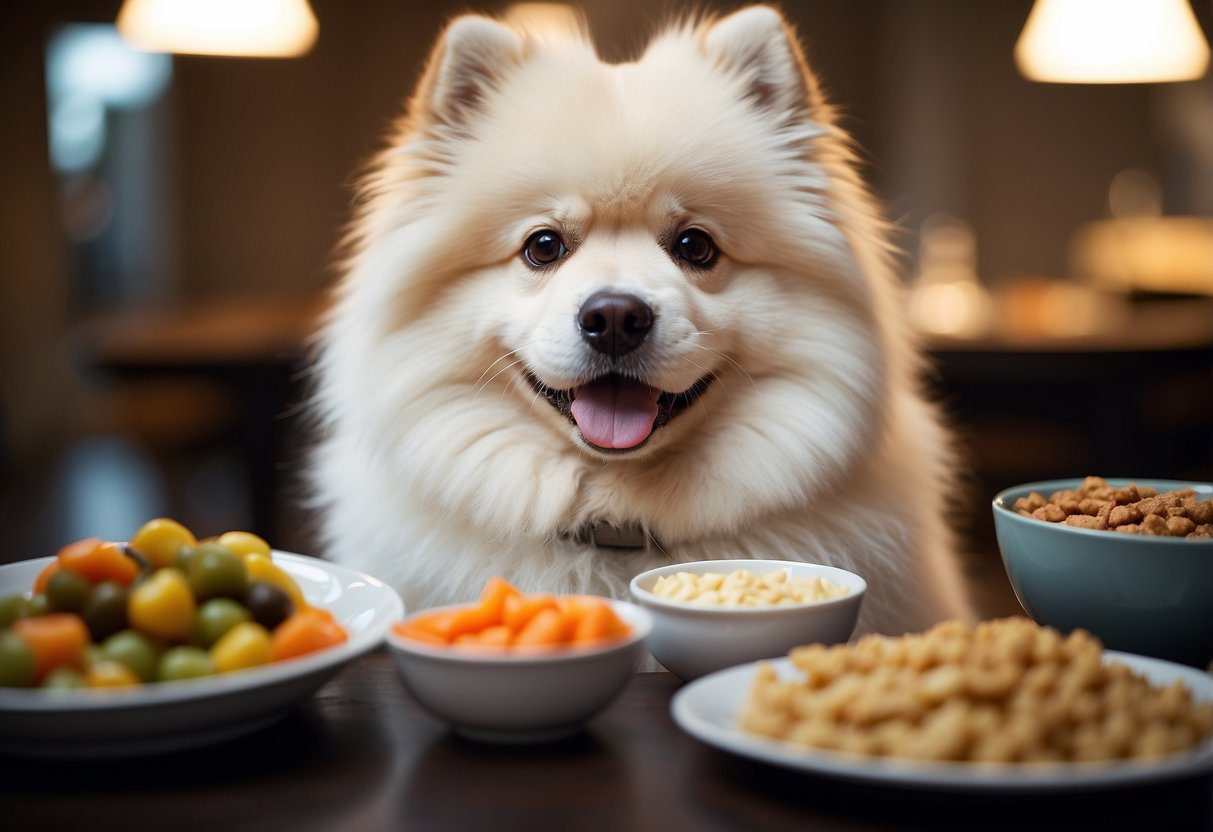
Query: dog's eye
673 229 719 268
522 230 567 268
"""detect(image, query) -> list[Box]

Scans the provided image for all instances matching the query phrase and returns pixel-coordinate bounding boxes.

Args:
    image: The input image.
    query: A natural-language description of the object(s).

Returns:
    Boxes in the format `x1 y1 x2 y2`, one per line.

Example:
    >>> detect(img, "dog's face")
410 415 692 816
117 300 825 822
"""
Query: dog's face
325 7 892 541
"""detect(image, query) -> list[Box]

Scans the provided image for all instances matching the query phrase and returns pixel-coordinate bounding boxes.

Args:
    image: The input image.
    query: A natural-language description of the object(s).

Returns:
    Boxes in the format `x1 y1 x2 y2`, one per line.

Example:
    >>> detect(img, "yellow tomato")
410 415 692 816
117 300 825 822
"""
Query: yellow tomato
86 660 141 688
216 531 271 559
127 568 196 641
129 518 197 569
211 622 273 673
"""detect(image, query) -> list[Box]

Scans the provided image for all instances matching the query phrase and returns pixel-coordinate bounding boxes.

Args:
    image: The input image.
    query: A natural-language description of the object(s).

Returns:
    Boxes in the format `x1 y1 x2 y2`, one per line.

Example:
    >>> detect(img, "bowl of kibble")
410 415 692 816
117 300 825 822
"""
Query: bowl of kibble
629 559 865 681
993 476 1213 667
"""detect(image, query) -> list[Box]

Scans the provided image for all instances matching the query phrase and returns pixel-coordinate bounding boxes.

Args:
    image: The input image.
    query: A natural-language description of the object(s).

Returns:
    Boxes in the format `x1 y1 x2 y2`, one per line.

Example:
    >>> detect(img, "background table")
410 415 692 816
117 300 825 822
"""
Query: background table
2 652 1209 831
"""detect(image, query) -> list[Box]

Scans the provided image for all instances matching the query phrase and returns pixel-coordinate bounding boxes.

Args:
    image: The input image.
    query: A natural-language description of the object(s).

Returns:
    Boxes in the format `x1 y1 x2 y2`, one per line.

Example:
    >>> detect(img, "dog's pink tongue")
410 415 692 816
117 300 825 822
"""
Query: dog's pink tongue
570 379 660 449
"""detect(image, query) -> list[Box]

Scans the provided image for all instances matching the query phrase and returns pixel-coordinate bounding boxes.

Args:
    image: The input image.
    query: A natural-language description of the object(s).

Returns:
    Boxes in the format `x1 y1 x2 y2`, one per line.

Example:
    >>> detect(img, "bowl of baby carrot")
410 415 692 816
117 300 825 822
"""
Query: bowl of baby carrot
388 578 651 742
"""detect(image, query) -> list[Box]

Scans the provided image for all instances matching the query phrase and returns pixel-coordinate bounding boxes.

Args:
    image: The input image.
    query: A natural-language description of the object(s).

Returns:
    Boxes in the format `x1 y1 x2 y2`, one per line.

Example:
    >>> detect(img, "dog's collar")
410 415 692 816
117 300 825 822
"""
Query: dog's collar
573 520 655 550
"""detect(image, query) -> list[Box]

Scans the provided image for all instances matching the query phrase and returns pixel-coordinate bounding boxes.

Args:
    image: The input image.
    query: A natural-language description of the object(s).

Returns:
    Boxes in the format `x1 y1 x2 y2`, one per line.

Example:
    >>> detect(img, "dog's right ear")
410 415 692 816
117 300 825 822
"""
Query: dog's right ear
703 6 814 119
416 16 524 126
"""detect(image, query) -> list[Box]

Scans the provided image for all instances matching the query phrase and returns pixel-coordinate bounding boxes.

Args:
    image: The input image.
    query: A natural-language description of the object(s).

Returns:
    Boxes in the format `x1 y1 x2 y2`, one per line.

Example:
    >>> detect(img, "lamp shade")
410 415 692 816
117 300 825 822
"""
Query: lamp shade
116 0 318 58
1015 0 1210 83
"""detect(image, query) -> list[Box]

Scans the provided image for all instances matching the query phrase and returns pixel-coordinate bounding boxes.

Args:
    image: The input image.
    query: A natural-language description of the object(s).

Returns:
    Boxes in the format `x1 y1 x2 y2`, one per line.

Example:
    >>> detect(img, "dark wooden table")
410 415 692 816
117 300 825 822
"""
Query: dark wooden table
2 652 1210 831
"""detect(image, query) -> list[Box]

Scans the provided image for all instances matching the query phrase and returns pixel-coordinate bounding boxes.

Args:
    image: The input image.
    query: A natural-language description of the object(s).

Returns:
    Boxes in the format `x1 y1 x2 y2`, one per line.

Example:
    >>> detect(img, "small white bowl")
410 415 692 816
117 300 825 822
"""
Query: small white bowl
629 559 866 681
386 599 651 743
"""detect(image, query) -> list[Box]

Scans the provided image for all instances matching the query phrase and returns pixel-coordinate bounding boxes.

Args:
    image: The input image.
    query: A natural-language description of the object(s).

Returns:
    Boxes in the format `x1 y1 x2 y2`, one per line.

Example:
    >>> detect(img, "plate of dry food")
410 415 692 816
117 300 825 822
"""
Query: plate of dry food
671 617 1213 792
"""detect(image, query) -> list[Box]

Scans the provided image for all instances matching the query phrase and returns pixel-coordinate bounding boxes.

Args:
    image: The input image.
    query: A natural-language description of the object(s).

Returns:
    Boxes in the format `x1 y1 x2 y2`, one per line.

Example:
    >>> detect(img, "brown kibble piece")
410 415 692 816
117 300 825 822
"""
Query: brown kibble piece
1140 514 1168 535
1077 498 1106 515
1110 486 1140 505
1065 514 1107 530
1132 496 1164 516
1079 476 1107 493
1166 516 1196 537
1013 492 1046 513
1108 504 1142 527
1032 504 1066 523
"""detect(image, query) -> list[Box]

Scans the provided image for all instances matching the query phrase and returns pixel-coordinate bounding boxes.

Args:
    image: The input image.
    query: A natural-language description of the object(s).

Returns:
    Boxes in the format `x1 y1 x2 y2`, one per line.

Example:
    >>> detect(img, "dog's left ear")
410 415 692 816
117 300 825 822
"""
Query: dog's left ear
704 6 813 118
418 15 525 126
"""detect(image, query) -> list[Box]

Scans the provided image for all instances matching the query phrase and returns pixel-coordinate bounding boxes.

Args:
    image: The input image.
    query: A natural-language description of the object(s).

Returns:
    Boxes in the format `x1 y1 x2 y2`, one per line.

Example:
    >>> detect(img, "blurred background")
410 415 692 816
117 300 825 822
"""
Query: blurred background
1 0 1211 616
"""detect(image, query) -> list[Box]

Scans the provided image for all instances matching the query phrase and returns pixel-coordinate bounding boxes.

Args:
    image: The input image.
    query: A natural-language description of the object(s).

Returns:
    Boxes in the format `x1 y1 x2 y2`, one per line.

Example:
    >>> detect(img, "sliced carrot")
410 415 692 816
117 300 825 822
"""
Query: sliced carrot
572 598 630 643
556 597 587 638
479 577 521 621
272 608 348 661
32 560 62 595
503 594 559 632
514 608 568 646
447 604 500 639
453 633 479 645
477 625 511 646
11 613 89 680
393 622 448 646
408 611 457 642
58 539 138 586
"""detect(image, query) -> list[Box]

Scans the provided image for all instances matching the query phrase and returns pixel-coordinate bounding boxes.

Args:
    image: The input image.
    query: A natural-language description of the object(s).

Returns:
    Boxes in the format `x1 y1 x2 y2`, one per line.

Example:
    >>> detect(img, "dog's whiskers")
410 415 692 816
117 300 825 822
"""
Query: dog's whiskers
470 345 531 399
692 344 757 393
473 357 527 401
682 355 725 416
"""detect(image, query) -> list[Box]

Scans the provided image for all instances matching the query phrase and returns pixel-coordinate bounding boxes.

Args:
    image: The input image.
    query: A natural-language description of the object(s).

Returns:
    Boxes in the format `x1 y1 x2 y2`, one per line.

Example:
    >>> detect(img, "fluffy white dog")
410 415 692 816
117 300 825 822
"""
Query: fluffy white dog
312 6 973 635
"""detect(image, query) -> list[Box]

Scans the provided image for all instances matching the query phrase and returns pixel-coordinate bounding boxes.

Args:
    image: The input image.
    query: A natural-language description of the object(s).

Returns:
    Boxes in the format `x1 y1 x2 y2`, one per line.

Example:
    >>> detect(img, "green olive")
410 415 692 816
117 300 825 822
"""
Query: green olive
187 544 249 601
0 631 35 687
157 646 215 682
100 630 158 682
43 666 86 690
26 593 50 617
81 581 129 641
244 581 293 630
0 594 28 628
47 569 91 612
173 544 197 573
83 644 104 671
193 598 252 648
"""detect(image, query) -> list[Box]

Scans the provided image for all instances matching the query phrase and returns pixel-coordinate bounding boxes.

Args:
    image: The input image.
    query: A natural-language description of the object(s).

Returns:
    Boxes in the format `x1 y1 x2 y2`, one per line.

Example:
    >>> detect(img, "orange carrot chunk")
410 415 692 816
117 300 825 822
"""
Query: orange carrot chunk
447 604 500 639
58 539 138 586
12 613 89 680
514 608 568 646
478 577 521 622
477 625 512 646
572 598 630 643
408 611 457 642
272 608 348 661
503 594 559 633
393 622 448 646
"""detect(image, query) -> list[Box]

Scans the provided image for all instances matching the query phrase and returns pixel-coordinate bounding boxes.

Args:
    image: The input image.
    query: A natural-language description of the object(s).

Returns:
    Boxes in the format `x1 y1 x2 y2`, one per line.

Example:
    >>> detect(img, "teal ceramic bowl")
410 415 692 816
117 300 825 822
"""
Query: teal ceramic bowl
993 478 1213 667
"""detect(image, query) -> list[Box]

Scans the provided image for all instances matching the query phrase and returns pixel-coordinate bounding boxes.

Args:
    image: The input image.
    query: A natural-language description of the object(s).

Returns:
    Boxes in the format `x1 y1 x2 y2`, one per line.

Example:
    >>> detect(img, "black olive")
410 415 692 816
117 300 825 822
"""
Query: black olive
244 581 294 630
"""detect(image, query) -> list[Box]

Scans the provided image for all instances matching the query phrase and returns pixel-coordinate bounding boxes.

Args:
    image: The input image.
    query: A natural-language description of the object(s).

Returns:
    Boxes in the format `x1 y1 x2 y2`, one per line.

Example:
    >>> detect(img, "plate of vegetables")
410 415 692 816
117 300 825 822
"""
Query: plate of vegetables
0 519 402 757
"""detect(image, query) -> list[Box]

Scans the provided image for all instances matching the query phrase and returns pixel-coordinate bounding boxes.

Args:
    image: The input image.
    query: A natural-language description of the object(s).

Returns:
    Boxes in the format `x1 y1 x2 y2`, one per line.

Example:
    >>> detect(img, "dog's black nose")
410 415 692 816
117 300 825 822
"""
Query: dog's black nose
578 292 653 358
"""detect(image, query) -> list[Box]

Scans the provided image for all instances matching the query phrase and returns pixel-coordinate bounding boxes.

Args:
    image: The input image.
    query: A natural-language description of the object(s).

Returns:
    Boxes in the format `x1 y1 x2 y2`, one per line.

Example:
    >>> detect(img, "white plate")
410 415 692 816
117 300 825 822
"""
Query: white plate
0 552 403 758
671 651 1213 793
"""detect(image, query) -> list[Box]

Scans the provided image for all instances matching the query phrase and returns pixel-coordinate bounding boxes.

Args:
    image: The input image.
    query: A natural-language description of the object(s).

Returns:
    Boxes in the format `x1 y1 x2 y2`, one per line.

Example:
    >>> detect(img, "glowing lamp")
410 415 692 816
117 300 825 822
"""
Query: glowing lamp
1015 0 1209 84
116 0 318 58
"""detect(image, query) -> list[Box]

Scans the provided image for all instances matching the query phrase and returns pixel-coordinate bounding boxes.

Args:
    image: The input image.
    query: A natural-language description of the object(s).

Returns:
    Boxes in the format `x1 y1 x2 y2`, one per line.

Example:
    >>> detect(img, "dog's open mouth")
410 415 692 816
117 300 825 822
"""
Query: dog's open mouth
525 371 713 452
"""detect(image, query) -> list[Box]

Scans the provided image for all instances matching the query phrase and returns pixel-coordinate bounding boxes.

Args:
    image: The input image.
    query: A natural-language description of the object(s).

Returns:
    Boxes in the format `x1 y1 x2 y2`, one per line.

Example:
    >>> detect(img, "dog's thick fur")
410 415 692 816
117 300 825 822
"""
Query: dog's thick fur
311 6 974 635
